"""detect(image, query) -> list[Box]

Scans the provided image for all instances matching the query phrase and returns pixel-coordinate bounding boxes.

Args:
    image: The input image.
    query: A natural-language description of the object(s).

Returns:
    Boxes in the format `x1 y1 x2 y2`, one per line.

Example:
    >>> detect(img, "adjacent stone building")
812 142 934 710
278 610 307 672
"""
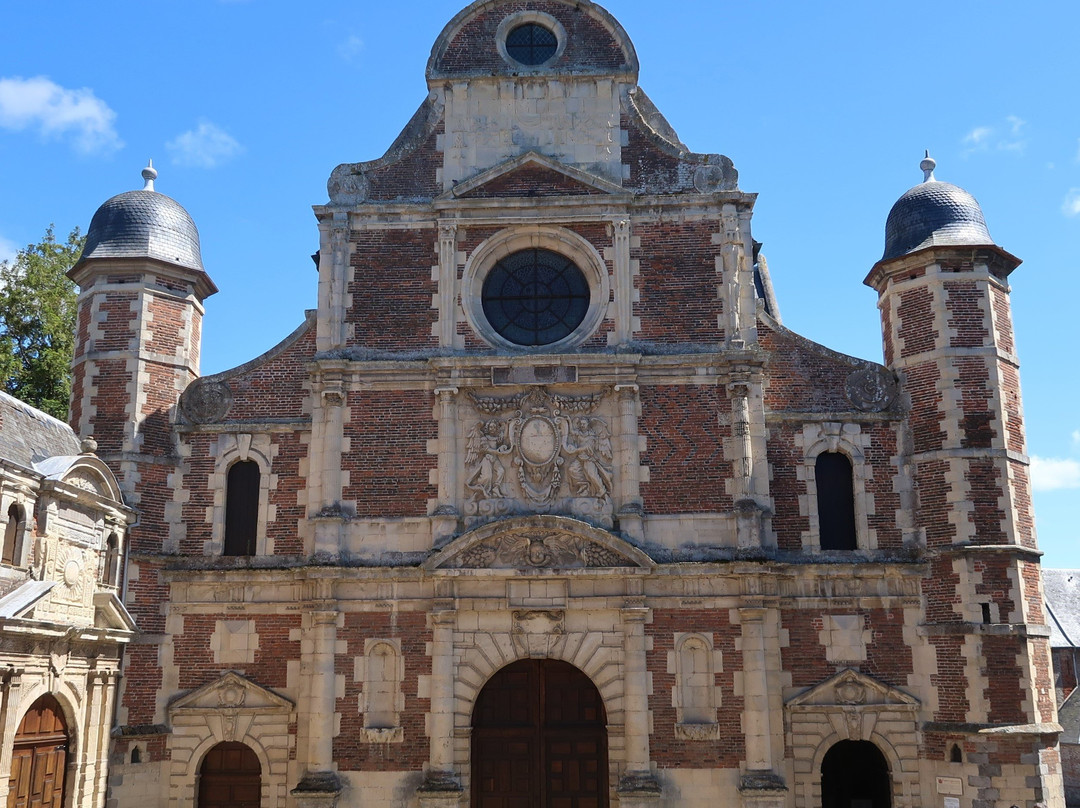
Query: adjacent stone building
22 1 1063 807
0 394 135 808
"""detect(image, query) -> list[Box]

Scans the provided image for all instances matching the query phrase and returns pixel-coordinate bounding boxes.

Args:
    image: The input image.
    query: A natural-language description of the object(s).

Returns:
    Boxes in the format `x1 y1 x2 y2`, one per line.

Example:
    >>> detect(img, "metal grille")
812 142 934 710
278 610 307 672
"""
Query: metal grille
505 23 558 65
482 249 589 346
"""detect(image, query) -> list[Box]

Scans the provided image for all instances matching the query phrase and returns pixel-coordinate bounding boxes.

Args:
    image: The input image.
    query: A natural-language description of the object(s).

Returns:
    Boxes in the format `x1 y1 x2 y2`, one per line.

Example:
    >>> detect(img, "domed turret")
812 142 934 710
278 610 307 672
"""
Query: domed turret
79 161 203 271
881 153 995 262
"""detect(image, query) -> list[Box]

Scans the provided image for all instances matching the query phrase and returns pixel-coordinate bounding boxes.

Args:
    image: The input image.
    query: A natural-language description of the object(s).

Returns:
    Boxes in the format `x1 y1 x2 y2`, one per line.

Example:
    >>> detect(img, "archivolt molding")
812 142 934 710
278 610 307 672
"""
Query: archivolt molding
423 514 654 571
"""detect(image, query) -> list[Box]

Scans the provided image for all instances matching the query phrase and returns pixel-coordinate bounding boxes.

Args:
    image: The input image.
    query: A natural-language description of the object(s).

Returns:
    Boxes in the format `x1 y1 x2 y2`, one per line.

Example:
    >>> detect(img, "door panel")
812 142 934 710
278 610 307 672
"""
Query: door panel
8 697 67 808
472 660 607 808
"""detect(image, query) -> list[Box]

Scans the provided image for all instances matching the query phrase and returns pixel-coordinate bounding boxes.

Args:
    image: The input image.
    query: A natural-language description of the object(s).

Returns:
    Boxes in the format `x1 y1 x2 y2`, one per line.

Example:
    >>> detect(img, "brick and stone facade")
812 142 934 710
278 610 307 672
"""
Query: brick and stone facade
48 1 1067 807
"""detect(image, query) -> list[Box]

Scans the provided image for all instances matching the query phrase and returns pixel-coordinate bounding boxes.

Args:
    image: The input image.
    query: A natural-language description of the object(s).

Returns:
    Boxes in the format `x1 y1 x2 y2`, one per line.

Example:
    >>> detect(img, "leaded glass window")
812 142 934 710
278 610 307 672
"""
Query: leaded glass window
505 23 558 66
481 249 589 346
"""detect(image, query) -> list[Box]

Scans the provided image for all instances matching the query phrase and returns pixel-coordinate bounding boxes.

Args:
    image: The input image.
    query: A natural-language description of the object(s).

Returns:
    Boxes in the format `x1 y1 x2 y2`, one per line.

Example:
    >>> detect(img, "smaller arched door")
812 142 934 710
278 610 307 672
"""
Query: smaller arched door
8 695 69 808
198 742 261 808
821 740 891 808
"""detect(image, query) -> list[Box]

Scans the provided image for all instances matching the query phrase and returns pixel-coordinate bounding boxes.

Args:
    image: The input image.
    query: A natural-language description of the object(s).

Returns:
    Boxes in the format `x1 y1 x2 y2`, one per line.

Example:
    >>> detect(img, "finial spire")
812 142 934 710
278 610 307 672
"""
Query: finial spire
141 159 158 191
920 150 937 182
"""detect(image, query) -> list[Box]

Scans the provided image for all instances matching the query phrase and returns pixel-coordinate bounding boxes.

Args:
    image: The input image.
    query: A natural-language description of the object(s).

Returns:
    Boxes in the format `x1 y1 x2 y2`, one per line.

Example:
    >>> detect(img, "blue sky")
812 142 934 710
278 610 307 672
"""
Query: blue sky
2 1 1078 566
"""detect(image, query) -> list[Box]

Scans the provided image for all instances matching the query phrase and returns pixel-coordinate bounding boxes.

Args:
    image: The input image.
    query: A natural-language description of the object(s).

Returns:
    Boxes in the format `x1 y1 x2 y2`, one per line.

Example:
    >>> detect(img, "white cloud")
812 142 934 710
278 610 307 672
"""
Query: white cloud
1031 456 1080 491
962 116 1026 155
963 126 993 149
339 34 364 61
165 121 242 168
1062 189 1080 217
1073 430 1080 446
0 75 121 154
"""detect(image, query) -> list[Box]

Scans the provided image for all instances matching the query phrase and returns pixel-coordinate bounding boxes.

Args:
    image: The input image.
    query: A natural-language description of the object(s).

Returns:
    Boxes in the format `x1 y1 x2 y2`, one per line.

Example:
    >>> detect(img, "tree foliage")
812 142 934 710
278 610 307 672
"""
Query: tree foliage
0 226 83 420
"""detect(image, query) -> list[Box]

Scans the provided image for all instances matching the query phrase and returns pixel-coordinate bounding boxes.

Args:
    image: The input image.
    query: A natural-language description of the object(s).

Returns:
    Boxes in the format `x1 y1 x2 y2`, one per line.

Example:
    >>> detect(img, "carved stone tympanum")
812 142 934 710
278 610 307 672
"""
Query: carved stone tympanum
449 527 625 569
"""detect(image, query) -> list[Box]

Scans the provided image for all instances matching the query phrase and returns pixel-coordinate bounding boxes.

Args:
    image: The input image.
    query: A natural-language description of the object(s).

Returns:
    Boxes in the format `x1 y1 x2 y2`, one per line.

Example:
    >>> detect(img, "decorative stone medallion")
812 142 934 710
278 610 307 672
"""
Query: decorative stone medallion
693 164 725 193
327 163 370 205
180 379 233 424
845 367 898 412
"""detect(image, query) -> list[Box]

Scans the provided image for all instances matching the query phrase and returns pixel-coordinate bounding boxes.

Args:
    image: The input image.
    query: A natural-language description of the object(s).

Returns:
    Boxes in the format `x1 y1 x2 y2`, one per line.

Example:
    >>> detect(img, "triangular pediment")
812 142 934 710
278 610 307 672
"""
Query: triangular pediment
424 515 655 571
93 591 137 632
445 152 626 200
786 668 919 709
169 671 293 715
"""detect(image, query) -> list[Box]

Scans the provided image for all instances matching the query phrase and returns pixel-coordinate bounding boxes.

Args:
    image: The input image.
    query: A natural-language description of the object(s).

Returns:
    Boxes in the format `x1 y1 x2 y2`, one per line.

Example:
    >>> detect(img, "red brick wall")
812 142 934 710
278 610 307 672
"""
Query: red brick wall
647 609 743 767
633 222 722 343
435 2 628 75
348 229 437 349
639 385 731 513
172 613 301 691
342 391 436 518
335 611 431 770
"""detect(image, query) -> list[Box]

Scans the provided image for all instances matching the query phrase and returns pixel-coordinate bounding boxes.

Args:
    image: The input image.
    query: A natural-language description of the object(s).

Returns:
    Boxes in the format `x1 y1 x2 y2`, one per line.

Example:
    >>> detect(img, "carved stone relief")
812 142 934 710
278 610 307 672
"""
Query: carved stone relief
464 387 613 526
447 528 626 570
180 379 234 424
845 367 898 412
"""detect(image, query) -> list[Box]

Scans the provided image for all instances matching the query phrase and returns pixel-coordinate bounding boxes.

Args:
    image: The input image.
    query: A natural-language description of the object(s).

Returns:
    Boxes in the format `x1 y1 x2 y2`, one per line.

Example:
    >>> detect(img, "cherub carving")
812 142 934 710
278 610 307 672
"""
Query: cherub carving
563 416 613 499
465 419 512 499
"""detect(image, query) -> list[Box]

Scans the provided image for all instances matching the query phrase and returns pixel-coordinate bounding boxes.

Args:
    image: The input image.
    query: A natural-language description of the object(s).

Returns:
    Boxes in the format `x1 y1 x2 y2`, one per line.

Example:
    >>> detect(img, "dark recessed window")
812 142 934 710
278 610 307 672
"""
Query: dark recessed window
505 23 558 65
224 460 260 556
482 249 589 346
816 452 857 551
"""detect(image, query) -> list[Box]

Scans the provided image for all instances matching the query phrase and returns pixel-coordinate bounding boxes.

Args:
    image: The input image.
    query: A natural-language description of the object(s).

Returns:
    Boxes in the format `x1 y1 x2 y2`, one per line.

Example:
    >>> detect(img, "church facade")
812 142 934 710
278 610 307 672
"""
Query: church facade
32 1 1063 807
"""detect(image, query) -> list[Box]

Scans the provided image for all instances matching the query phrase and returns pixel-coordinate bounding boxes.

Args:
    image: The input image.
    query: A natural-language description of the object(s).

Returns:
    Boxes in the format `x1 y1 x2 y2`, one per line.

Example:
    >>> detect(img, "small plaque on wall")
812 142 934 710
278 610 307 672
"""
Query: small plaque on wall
936 777 963 796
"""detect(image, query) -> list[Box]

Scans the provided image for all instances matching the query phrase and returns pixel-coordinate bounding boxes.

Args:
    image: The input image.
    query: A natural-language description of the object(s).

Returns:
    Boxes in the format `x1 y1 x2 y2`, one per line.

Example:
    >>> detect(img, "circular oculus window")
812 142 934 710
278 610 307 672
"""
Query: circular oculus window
481 249 590 346
505 22 558 66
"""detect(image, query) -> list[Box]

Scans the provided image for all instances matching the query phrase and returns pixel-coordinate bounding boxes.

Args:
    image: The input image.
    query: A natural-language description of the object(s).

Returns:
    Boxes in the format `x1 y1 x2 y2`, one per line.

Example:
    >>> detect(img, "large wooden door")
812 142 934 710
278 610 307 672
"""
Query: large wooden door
472 660 607 808
198 742 261 808
7 695 68 808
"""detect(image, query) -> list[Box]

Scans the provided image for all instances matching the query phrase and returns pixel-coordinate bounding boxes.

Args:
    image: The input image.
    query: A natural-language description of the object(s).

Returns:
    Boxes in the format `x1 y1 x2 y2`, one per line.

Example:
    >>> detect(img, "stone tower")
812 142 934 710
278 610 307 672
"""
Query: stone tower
865 154 1059 806
67 162 216 736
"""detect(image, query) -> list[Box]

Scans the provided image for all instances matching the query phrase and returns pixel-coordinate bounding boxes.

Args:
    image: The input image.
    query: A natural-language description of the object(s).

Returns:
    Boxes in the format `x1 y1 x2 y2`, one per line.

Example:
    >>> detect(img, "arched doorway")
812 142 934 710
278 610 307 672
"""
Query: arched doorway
198 742 261 808
8 695 69 808
821 740 891 808
472 659 607 808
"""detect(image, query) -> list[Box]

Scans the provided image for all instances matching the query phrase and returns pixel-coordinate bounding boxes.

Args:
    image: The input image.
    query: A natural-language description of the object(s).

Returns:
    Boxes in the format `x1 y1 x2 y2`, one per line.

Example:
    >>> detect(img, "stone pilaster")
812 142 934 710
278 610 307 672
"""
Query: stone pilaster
294 609 341 806
316 212 350 352
436 223 459 348
419 603 464 807
614 383 643 541
612 219 634 345
617 600 661 806
432 387 460 544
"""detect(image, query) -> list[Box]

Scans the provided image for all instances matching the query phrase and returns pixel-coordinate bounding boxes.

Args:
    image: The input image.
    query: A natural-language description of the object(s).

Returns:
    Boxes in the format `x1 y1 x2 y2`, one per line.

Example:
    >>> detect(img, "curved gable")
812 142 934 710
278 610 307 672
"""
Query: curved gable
424 515 654 571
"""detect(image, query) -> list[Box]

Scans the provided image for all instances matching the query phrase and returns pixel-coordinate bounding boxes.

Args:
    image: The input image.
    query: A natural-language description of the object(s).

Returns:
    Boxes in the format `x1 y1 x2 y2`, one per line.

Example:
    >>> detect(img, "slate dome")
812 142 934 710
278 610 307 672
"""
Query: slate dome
80 164 203 271
881 155 995 262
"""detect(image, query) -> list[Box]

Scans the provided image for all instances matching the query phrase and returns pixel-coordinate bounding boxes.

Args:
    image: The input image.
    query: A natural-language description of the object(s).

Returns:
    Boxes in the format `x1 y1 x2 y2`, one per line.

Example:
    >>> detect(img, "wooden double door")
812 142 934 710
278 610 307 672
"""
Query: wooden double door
198 742 261 808
472 659 608 808
7 696 68 808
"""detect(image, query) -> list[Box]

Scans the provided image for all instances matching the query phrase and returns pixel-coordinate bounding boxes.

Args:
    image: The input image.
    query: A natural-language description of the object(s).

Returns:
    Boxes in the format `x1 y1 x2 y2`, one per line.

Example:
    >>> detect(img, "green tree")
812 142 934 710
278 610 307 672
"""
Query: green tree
0 226 83 420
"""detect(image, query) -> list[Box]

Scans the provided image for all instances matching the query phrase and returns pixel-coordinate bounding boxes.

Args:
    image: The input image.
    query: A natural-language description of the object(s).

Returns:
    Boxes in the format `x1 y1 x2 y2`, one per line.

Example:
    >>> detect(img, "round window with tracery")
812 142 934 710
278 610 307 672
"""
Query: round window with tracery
481 249 590 346
505 22 558 66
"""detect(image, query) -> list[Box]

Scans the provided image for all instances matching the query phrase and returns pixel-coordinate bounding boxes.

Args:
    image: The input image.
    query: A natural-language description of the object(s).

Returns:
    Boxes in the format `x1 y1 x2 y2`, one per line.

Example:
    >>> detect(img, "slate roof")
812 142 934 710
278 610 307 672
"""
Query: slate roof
1043 569 1080 649
0 391 81 471
81 189 203 271
882 180 995 262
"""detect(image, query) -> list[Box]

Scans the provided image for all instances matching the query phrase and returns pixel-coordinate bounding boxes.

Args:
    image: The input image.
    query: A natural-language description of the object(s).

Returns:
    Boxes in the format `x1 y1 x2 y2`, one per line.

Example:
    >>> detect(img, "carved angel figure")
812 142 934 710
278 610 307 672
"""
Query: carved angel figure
465 419 512 499
563 416 613 499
